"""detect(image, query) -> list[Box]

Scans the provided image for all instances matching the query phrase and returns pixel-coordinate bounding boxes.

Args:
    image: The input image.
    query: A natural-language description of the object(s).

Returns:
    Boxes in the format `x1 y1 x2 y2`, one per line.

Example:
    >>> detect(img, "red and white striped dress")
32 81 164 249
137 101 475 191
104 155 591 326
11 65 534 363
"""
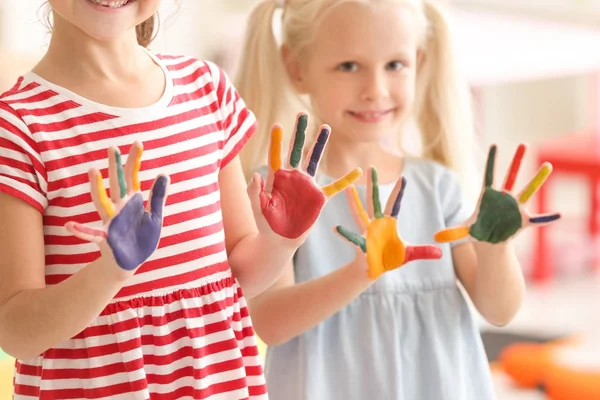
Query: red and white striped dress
0 52 267 399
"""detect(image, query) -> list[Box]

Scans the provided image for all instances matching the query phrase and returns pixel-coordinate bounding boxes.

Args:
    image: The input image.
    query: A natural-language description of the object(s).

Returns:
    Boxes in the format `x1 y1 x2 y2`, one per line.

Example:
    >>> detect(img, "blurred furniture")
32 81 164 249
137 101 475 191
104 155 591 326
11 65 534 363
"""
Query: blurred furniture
533 133 600 282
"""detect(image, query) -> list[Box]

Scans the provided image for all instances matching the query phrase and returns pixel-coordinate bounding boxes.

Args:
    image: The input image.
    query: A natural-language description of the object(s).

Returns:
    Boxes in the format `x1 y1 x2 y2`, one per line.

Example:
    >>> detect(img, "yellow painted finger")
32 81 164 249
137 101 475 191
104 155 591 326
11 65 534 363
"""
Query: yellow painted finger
322 168 362 197
132 145 143 192
269 125 283 172
518 163 552 204
434 226 470 243
97 173 115 218
349 185 370 227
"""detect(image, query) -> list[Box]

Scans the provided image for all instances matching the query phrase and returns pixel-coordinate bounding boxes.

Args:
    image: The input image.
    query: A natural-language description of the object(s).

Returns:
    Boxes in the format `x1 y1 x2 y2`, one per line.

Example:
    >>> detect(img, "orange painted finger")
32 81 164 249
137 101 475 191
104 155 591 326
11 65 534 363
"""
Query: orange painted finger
434 226 470 243
322 168 362 198
503 144 526 192
124 142 143 195
132 144 142 192
269 124 283 173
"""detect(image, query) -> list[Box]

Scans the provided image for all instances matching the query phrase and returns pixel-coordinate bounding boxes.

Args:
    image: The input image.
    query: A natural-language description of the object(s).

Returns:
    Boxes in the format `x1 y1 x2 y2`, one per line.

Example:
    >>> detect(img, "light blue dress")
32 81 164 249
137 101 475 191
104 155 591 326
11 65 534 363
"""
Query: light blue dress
262 158 496 400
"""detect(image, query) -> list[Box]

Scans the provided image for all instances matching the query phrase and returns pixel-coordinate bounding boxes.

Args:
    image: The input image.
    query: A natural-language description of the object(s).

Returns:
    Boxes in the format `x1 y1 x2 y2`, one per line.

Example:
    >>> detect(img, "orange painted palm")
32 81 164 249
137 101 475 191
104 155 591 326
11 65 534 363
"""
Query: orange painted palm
336 167 442 280
435 144 561 244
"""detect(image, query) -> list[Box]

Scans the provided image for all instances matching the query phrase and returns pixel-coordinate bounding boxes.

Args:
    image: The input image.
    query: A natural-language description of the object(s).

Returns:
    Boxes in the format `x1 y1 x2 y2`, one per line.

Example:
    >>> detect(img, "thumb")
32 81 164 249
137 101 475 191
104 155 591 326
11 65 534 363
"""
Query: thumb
65 221 107 243
247 173 269 217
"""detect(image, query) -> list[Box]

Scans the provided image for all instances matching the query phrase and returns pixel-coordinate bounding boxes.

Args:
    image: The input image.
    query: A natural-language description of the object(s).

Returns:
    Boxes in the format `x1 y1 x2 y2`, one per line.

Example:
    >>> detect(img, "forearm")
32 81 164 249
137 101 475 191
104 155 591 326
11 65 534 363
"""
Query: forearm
228 232 298 298
0 254 128 360
249 259 372 346
472 242 525 326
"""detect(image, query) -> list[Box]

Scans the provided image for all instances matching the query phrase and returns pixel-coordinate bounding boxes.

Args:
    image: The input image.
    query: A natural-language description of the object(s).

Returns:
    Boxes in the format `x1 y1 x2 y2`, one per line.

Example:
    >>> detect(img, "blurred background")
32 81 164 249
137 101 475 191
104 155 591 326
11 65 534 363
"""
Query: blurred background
1 1 600 399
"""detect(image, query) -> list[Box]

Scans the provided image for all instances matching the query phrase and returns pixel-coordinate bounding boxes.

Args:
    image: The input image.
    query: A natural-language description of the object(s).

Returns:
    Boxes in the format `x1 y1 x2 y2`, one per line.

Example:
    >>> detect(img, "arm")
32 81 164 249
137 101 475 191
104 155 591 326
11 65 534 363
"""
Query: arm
0 193 129 360
0 143 168 360
248 256 373 346
220 156 298 298
248 168 441 346
452 241 525 327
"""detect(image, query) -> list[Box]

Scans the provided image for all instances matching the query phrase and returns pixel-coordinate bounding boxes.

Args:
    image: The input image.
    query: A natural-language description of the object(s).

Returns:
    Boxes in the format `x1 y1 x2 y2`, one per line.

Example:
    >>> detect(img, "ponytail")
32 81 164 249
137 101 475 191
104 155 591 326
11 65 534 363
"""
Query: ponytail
235 1 297 180
413 0 479 198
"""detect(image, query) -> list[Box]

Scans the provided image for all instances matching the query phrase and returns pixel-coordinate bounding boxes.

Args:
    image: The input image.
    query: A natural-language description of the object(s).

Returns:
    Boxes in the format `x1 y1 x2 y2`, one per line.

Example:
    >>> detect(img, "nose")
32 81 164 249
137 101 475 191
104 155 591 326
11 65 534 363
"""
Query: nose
360 70 388 102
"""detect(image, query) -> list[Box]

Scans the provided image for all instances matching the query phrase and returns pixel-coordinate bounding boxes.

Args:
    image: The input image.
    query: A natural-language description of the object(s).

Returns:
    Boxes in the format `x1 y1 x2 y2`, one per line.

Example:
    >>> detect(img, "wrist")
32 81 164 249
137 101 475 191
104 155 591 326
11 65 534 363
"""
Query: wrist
345 254 375 287
96 244 134 284
472 240 513 261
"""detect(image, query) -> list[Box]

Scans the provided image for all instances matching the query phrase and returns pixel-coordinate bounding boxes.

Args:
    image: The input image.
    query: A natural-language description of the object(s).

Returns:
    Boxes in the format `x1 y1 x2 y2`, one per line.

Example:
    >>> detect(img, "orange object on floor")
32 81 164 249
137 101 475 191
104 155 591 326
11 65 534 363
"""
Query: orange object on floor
533 133 600 283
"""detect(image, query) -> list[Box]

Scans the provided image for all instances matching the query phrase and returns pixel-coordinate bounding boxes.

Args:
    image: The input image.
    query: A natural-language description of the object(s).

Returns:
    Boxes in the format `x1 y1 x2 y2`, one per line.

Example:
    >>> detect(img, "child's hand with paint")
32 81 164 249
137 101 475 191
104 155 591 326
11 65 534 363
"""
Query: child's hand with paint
336 168 443 280
249 112 362 241
64 142 170 272
435 144 560 245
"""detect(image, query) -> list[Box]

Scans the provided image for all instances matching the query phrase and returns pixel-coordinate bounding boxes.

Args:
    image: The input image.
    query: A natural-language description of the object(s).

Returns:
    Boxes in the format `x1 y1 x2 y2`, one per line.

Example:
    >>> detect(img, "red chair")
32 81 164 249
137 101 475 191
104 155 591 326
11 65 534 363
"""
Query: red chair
533 133 600 283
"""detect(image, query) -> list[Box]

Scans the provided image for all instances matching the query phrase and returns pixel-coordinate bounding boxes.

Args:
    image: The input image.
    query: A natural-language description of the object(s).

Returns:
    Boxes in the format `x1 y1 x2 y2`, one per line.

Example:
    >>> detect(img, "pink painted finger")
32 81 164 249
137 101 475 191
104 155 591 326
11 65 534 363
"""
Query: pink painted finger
65 221 107 243
404 245 443 263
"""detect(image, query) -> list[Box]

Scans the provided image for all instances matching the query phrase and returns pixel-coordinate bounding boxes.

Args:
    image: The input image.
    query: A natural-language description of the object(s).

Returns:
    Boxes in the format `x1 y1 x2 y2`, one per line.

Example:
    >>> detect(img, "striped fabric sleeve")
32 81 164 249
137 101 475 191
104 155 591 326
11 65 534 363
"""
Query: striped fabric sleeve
206 61 257 169
0 101 48 213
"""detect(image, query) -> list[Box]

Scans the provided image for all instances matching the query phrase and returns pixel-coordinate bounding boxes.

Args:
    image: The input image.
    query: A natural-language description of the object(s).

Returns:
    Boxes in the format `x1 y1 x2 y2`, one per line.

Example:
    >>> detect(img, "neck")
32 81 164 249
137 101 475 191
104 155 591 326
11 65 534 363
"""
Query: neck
322 134 403 185
35 13 145 83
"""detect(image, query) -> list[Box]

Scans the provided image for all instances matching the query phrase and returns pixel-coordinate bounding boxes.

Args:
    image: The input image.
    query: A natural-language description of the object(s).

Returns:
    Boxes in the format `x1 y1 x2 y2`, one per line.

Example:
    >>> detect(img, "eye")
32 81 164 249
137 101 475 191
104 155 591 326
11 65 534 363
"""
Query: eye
337 62 359 72
386 61 406 71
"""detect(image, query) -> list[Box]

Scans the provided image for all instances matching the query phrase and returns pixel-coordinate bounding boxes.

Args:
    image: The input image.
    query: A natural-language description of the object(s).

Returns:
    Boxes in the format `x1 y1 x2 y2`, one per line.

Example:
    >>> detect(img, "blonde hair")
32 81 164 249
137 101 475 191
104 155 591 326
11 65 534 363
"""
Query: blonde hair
236 0 479 197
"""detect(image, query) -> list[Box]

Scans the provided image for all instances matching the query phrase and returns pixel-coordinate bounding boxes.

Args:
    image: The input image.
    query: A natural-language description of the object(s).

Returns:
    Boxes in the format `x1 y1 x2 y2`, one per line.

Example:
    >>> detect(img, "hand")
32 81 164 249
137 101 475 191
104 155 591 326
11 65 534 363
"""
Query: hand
248 112 362 240
434 144 561 244
335 167 442 279
64 142 170 271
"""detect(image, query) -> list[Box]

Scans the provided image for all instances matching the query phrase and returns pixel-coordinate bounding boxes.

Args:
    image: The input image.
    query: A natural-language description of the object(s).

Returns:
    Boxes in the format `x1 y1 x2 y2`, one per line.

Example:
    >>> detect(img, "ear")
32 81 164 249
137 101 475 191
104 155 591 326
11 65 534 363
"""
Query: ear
281 44 309 94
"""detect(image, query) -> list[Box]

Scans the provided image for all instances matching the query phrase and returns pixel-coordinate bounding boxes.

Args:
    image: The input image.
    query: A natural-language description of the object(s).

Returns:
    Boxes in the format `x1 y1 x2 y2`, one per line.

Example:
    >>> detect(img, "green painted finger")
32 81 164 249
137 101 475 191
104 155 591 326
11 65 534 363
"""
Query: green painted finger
115 149 127 199
485 145 497 188
336 226 367 253
372 168 383 219
290 114 308 168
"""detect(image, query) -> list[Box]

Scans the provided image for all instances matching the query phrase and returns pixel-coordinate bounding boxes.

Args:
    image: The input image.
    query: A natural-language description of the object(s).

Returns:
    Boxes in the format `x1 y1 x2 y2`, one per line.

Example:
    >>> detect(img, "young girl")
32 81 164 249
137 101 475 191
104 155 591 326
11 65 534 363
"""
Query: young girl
236 0 560 399
0 1 359 398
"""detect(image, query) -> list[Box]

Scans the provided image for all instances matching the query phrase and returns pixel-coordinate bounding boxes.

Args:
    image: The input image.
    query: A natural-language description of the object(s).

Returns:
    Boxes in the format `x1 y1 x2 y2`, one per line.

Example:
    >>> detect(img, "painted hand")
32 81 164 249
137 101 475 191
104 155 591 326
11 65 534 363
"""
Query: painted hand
248 112 362 240
64 142 170 271
434 144 561 245
336 167 442 279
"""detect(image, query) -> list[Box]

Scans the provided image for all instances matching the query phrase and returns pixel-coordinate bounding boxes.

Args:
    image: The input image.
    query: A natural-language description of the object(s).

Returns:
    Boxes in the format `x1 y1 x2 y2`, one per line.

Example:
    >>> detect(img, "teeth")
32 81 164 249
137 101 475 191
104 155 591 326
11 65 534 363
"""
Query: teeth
89 0 129 8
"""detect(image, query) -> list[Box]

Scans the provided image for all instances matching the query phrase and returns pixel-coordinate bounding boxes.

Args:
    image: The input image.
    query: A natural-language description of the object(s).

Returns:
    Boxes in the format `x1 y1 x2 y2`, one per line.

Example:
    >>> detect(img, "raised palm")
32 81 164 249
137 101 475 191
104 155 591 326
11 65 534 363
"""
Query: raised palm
64 142 169 271
250 112 362 240
435 144 561 244
336 167 442 279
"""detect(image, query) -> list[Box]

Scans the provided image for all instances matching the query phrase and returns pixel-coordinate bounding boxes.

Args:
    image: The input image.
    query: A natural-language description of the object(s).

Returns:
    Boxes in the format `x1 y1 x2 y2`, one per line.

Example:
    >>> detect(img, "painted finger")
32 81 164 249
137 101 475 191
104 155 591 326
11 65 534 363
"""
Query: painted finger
288 112 308 169
335 225 367 253
322 168 362 198
305 125 330 177
484 144 497 188
148 174 170 220
65 221 107 243
502 144 526 192
384 176 407 219
518 162 552 204
404 245 443 263
528 212 561 226
370 167 384 219
124 141 143 195
434 226 470 243
89 169 113 221
345 185 369 232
